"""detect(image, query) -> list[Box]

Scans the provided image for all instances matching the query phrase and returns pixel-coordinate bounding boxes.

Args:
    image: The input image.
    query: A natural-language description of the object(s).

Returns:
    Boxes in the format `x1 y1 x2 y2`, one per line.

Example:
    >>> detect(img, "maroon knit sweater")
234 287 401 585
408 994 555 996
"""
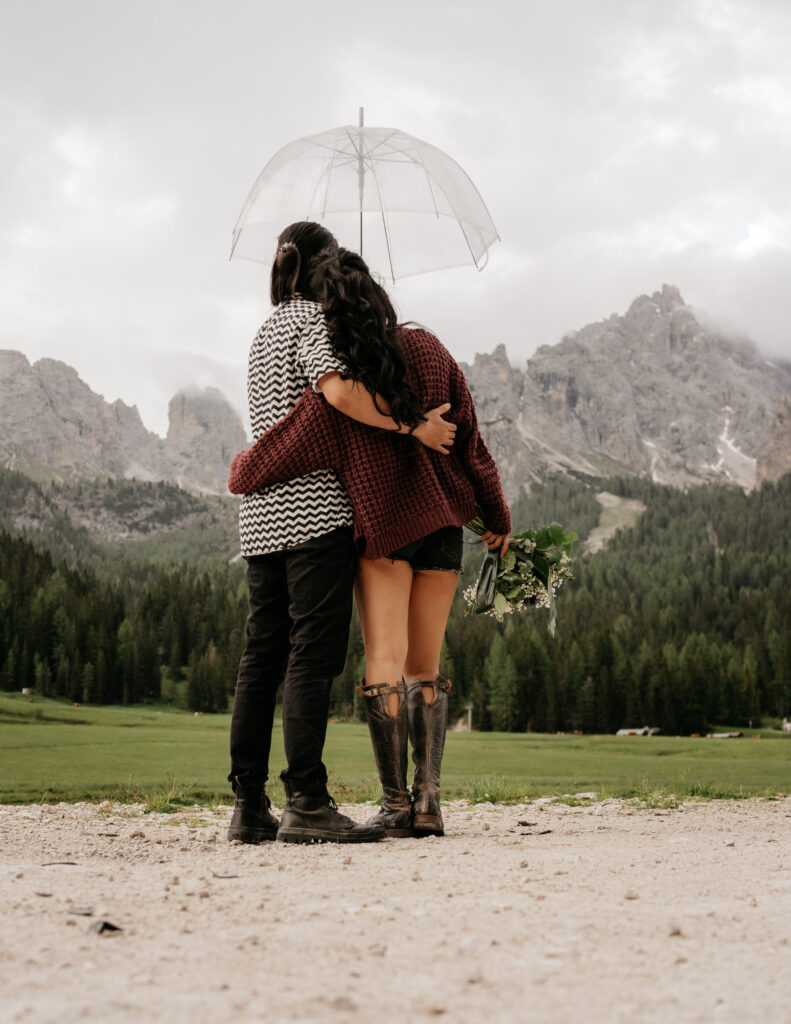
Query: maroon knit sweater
228 327 511 559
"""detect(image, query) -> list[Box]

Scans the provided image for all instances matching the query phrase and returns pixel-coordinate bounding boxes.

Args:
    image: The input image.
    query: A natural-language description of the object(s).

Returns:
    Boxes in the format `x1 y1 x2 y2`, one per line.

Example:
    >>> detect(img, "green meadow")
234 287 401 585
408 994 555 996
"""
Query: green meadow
1 692 789 807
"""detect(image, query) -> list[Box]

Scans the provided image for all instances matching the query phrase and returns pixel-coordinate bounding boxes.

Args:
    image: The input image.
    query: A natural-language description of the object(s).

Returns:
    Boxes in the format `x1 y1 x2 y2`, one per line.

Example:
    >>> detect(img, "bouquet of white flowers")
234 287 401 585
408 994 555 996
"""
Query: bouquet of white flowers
463 512 577 636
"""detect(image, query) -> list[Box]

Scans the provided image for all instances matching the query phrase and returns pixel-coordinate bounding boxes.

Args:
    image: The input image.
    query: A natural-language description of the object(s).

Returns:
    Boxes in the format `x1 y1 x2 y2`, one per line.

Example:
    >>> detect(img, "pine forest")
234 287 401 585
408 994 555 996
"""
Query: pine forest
1 467 790 735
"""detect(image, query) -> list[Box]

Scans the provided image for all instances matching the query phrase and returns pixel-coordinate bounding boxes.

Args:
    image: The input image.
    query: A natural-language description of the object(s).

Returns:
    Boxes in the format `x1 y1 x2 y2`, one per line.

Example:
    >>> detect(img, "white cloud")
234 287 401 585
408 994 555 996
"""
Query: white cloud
1 0 790 421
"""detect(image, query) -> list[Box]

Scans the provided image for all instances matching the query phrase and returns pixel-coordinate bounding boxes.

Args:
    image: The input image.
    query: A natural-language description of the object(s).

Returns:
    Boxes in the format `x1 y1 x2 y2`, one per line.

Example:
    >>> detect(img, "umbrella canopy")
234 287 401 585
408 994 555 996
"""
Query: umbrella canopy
230 120 500 282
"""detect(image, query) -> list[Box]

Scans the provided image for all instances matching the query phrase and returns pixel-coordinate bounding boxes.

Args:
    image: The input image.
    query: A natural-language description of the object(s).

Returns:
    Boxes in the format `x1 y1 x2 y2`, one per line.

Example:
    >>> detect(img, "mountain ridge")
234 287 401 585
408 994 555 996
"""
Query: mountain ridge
2 285 789 499
461 284 791 498
0 350 246 495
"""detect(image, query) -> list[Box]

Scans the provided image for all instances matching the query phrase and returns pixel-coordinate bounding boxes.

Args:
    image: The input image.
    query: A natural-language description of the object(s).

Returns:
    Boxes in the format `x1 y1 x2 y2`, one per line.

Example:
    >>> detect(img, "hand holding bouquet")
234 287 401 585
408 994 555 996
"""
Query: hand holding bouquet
464 511 577 636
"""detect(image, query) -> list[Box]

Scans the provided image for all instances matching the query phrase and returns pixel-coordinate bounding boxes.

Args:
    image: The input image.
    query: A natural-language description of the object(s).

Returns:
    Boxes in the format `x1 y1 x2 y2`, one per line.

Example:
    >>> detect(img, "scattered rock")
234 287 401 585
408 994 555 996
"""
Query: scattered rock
89 920 122 935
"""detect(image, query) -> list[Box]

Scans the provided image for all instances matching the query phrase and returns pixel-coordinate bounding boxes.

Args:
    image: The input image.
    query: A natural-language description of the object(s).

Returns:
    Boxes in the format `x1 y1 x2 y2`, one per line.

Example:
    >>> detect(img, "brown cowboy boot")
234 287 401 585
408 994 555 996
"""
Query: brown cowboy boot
407 675 451 836
358 679 413 837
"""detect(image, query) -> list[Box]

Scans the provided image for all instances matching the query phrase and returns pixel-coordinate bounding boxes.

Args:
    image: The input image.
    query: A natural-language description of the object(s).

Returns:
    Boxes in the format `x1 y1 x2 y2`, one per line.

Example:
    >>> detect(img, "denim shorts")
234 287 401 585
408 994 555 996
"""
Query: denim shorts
387 525 464 575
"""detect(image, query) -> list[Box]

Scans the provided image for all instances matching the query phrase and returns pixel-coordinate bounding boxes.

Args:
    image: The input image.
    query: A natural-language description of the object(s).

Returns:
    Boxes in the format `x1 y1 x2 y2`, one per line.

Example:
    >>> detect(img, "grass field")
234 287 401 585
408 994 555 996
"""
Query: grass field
1 692 789 806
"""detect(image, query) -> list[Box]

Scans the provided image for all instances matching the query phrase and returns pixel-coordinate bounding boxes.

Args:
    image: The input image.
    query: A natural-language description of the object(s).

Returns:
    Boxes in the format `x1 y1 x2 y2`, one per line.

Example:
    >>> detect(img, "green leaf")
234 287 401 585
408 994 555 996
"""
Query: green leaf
493 592 508 617
500 549 516 573
532 553 550 589
549 522 565 545
535 527 552 550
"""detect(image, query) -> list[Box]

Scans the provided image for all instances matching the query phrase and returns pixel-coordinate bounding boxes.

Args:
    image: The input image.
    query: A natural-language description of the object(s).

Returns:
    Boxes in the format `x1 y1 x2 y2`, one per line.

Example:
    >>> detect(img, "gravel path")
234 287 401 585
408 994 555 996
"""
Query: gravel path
2 798 790 1024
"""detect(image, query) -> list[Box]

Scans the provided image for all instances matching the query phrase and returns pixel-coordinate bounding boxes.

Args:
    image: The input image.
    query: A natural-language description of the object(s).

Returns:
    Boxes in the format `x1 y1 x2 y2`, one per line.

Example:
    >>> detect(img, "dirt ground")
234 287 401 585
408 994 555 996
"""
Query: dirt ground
1 797 790 1024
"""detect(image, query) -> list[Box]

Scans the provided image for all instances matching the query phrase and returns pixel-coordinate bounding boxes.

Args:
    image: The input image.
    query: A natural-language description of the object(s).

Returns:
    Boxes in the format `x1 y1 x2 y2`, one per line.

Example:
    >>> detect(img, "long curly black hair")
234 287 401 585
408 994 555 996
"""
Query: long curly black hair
270 221 423 429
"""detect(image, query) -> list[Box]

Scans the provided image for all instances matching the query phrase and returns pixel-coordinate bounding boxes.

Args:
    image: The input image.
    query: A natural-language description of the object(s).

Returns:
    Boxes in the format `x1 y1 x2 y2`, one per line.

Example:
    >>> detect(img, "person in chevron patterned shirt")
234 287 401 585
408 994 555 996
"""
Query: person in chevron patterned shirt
227 222 456 846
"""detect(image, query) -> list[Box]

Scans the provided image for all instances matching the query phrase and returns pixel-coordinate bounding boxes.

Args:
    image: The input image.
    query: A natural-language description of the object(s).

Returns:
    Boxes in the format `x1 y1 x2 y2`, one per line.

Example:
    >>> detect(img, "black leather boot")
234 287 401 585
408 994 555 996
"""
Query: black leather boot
407 675 451 836
359 679 412 838
227 778 280 843
276 776 385 844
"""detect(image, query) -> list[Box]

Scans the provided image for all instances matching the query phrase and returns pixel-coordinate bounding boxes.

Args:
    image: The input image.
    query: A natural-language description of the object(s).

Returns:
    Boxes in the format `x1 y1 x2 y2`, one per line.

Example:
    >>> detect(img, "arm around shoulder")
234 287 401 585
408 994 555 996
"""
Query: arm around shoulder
228 389 337 495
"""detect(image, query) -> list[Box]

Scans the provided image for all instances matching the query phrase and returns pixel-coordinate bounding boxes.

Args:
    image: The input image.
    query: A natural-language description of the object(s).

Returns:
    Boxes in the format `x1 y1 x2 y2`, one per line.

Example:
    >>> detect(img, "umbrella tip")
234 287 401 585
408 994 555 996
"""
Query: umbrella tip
358 106 364 127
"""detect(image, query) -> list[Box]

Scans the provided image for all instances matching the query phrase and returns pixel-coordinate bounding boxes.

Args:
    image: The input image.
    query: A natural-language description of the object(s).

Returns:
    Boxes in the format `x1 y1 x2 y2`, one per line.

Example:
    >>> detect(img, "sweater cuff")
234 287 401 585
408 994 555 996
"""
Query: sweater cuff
480 502 511 536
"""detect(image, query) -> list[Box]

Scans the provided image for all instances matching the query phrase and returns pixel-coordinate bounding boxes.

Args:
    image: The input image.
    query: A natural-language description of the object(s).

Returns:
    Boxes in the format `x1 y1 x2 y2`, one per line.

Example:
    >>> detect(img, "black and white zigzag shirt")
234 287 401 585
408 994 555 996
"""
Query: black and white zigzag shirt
238 297 353 556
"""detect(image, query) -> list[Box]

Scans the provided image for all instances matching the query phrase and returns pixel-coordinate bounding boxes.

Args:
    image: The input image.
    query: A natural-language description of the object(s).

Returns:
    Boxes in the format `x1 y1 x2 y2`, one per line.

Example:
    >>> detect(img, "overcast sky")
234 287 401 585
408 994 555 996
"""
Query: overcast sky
2 0 790 435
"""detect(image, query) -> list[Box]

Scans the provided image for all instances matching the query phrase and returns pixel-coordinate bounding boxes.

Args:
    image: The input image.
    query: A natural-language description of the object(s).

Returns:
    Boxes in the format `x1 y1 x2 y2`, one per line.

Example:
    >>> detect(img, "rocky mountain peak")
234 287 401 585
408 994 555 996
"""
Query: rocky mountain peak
463 287 791 496
471 343 510 371
625 283 685 318
3 283 788 500
166 387 248 494
0 352 247 492
0 349 166 482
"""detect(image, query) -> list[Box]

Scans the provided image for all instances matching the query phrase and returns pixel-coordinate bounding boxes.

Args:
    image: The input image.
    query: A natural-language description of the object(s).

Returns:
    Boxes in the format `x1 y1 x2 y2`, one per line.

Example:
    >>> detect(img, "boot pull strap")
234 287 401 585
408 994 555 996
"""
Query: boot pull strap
407 675 452 698
357 680 407 699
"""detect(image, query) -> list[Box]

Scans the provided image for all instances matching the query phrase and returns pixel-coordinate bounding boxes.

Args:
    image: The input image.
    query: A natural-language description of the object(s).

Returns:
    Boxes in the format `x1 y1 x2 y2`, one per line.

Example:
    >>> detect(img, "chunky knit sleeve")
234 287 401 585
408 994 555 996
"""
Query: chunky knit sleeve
228 388 339 495
449 359 511 535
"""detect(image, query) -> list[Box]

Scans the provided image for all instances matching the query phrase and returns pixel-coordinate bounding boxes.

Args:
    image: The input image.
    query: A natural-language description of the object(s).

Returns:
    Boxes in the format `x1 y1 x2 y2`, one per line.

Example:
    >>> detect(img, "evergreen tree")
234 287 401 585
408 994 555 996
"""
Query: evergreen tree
486 634 519 732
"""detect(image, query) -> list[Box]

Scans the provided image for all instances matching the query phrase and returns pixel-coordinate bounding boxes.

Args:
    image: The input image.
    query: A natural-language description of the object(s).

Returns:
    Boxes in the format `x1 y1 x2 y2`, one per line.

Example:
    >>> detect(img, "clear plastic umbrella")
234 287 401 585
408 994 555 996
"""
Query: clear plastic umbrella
230 111 500 282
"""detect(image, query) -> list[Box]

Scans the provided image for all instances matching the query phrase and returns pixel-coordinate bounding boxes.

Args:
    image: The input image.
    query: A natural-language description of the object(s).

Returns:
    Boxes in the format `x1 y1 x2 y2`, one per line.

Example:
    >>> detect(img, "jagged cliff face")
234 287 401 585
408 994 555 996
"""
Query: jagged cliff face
463 286 791 498
0 352 246 494
0 351 170 483
166 388 247 493
2 285 788 499
757 395 791 486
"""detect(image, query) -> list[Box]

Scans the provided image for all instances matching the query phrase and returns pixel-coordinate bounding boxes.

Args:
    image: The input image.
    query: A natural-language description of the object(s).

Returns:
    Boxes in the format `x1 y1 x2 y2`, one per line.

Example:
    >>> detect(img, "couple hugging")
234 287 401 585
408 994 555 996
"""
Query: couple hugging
225 220 510 845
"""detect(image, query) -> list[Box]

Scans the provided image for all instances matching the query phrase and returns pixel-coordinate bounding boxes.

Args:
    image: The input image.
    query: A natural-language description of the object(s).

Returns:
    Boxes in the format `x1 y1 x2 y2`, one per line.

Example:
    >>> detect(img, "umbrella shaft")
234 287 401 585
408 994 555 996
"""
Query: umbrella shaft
358 107 364 255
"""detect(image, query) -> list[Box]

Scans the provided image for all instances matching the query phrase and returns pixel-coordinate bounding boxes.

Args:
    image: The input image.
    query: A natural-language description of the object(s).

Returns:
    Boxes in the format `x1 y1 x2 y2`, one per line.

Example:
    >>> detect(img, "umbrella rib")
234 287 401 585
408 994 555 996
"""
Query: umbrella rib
231 126 500 273
380 210 395 284
343 129 400 169
414 159 501 264
414 170 482 266
319 144 344 220
360 130 399 159
363 155 395 278
422 164 441 219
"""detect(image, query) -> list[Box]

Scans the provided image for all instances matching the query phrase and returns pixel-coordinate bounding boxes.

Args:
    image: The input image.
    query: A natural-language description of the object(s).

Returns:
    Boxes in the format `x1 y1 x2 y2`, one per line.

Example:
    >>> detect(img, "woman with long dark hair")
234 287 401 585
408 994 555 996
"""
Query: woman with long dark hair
229 221 510 841
226 221 457 846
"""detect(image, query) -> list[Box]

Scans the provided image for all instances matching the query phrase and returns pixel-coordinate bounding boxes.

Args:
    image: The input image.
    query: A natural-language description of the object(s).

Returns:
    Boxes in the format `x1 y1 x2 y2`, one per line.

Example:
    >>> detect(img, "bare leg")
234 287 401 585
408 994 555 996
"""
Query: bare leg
355 557 413 715
403 570 459 700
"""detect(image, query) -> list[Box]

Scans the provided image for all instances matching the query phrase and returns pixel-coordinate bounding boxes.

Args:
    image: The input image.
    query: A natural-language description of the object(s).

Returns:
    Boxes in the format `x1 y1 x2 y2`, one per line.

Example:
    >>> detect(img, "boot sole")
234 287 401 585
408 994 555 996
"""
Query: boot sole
227 826 279 844
276 826 384 844
385 827 413 838
413 815 444 836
